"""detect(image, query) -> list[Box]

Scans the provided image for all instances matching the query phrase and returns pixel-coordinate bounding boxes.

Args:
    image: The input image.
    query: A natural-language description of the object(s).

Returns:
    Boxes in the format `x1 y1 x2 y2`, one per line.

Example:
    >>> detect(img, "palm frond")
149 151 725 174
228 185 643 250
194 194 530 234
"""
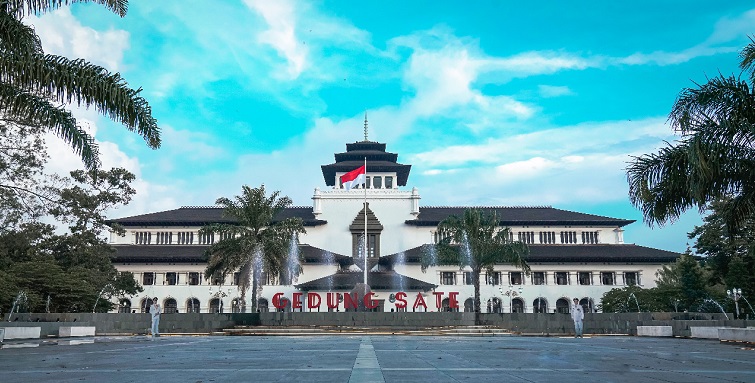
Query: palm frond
739 37 755 83
2 0 128 18
0 83 99 169
0 52 160 149
0 11 41 53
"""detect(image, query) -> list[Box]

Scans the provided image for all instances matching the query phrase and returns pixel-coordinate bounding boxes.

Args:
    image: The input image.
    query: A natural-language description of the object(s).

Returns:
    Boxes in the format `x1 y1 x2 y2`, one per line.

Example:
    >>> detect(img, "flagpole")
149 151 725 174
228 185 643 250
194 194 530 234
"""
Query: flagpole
363 156 367 286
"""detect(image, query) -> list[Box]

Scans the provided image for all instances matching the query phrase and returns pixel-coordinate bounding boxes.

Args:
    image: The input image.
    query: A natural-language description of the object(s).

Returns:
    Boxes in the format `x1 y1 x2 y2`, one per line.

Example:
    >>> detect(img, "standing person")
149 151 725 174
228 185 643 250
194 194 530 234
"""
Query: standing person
149 297 161 340
571 298 584 338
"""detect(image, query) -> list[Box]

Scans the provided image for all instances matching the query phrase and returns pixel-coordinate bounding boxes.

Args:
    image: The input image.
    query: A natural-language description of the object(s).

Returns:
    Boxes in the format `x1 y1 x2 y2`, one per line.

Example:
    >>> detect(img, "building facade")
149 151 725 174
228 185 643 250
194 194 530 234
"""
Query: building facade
107 139 678 314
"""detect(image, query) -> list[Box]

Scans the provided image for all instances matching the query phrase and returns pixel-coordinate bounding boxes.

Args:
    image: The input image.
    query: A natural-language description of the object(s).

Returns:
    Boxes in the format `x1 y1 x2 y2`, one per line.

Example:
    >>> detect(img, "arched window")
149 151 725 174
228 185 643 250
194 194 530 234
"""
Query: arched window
579 298 594 313
556 298 570 314
487 297 502 313
533 298 547 313
140 298 151 313
186 298 200 313
464 298 474 313
209 298 222 313
441 298 458 312
258 298 269 313
164 298 178 314
512 298 524 313
231 298 243 313
118 299 131 313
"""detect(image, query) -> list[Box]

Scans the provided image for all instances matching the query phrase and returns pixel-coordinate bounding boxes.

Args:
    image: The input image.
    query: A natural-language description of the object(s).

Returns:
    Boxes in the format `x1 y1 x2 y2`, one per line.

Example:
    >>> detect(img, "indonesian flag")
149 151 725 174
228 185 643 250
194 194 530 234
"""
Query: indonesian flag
340 165 366 190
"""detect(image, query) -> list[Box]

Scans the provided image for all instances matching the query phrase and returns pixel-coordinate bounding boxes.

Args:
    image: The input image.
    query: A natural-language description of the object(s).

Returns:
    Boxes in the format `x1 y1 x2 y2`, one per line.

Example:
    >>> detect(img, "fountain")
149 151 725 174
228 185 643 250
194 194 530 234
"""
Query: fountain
394 251 406 292
700 298 729 320
251 247 265 312
461 231 473 266
93 284 113 313
627 293 641 312
285 232 300 285
7 291 27 321
740 295 755 318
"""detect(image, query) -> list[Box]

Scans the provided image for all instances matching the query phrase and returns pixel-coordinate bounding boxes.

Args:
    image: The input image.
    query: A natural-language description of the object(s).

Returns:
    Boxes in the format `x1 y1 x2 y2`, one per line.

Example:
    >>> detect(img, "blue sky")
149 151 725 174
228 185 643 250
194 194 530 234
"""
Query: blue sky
27 1 755 252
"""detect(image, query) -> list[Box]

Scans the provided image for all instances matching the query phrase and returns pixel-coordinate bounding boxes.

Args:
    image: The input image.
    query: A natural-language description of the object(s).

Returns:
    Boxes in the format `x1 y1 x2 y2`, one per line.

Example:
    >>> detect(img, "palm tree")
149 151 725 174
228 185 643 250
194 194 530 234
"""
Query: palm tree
203 185 305 313
0 0 160 170
421 208 530 325
627 39 755 231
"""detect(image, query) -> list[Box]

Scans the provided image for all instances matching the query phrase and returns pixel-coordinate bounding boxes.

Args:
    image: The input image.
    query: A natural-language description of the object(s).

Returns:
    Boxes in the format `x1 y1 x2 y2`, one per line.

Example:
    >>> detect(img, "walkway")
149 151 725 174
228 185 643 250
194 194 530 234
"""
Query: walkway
1 335 754 382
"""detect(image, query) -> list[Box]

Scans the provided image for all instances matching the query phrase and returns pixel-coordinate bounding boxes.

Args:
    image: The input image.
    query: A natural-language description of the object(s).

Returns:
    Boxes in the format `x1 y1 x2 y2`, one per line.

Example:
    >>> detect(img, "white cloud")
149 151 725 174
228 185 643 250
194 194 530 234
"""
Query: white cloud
27 8 129 71
245 0 308 79
538 85 574 98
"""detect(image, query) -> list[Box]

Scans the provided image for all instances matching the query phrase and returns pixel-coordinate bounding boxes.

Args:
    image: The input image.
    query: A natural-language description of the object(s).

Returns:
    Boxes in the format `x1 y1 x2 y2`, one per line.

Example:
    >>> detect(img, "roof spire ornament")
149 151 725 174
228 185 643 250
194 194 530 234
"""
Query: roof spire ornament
363 112 368 142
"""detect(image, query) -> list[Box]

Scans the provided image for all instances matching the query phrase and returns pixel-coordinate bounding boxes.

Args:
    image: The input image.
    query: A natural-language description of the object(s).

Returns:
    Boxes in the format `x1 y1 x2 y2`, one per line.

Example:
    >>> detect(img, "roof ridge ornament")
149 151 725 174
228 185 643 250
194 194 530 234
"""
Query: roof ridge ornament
363 112 368 142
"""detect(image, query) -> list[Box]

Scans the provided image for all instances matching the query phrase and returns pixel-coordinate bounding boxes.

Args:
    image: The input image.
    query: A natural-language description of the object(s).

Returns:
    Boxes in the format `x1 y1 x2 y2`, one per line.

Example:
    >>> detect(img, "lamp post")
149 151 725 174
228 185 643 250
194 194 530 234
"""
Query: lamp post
727 288 742 319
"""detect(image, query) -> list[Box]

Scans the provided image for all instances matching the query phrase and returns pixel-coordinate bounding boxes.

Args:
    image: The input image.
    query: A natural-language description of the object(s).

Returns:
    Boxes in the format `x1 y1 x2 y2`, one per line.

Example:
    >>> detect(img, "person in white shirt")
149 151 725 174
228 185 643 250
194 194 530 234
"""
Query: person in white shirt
149 297 161 340
571 298 585 338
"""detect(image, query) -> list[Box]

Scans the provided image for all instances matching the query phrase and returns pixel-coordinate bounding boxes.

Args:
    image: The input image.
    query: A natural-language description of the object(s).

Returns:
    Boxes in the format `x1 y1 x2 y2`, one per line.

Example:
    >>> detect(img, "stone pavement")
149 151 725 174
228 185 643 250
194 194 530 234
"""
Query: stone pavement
0 335 754 382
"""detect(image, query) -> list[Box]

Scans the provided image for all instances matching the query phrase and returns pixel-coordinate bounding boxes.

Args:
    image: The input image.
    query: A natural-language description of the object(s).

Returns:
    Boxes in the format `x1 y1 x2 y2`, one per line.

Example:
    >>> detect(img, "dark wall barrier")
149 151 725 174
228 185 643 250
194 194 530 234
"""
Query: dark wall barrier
3 312 749 337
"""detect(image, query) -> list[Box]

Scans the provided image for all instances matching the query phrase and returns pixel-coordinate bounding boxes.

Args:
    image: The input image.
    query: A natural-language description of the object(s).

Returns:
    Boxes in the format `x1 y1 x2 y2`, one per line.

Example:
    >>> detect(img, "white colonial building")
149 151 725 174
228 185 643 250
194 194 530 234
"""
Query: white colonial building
107 139 678 315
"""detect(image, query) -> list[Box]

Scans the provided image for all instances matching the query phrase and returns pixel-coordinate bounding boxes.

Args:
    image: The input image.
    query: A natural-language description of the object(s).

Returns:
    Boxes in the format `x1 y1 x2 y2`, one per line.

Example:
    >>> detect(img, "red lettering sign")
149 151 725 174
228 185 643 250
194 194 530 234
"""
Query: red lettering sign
307 292 321 309
395 292 407 308
272 292 286 309
344 292 358 309
433 291 444 309
413 293 427 310
293 292 302 310
326 292 339 309
364 292 378 309
448 292 459 309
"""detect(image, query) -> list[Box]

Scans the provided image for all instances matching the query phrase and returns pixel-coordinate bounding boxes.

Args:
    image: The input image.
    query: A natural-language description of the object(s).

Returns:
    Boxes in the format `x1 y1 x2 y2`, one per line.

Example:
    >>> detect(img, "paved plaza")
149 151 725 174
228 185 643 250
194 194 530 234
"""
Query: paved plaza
1 335 754 382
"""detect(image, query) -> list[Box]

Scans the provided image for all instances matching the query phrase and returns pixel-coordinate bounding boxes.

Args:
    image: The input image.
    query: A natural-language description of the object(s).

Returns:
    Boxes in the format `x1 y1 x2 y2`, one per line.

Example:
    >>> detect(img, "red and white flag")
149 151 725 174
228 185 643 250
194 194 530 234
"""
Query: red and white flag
340 165 365 190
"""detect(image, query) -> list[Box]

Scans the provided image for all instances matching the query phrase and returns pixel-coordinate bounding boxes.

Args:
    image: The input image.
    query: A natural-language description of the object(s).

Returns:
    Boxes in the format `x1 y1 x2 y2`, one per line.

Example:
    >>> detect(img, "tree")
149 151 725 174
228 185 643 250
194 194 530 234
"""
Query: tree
627 39 755 231
687 199 755 296
203 185 305 313
0 167 142 314
655 251 709 311
0 0 160 171
421 208 529 325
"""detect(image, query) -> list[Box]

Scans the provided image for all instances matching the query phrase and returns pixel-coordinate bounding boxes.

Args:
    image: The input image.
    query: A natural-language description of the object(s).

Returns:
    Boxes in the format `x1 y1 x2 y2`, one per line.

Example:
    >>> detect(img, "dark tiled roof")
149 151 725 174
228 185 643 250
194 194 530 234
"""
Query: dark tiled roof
321 140 411 186
295 271 437 292
112 245 208 263
107 206 327 227
381 244 679 264
113 244 349 264
405 207 635 227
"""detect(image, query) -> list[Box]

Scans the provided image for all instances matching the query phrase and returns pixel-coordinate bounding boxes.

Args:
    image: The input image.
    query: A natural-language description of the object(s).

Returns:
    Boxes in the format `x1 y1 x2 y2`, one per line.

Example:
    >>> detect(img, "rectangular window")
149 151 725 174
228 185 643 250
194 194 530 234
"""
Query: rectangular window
385 176 393 189
578 272 591 285
142 272 154 285
560 231 577 244
233 272 241 286
463 272 474 285
539 232 556 244
517 232 535 244
188 272 200 285
136 232 152 245
373 176 382 189
212 274 223 286
178 232 194 244
510 272 522 285
365 176 371 189
440 272 455 285
532 272 545 285
166 272 178 285
601 272 614 285
199 232 214 244
555 272 568 285
624 272 638 286
486 272 501 285
582 231 599 244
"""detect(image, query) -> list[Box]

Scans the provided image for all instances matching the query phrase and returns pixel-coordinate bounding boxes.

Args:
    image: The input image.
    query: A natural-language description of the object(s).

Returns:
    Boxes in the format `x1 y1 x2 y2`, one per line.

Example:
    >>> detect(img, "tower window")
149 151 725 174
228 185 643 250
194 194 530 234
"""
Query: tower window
385 176 393 189
373 176 382 189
